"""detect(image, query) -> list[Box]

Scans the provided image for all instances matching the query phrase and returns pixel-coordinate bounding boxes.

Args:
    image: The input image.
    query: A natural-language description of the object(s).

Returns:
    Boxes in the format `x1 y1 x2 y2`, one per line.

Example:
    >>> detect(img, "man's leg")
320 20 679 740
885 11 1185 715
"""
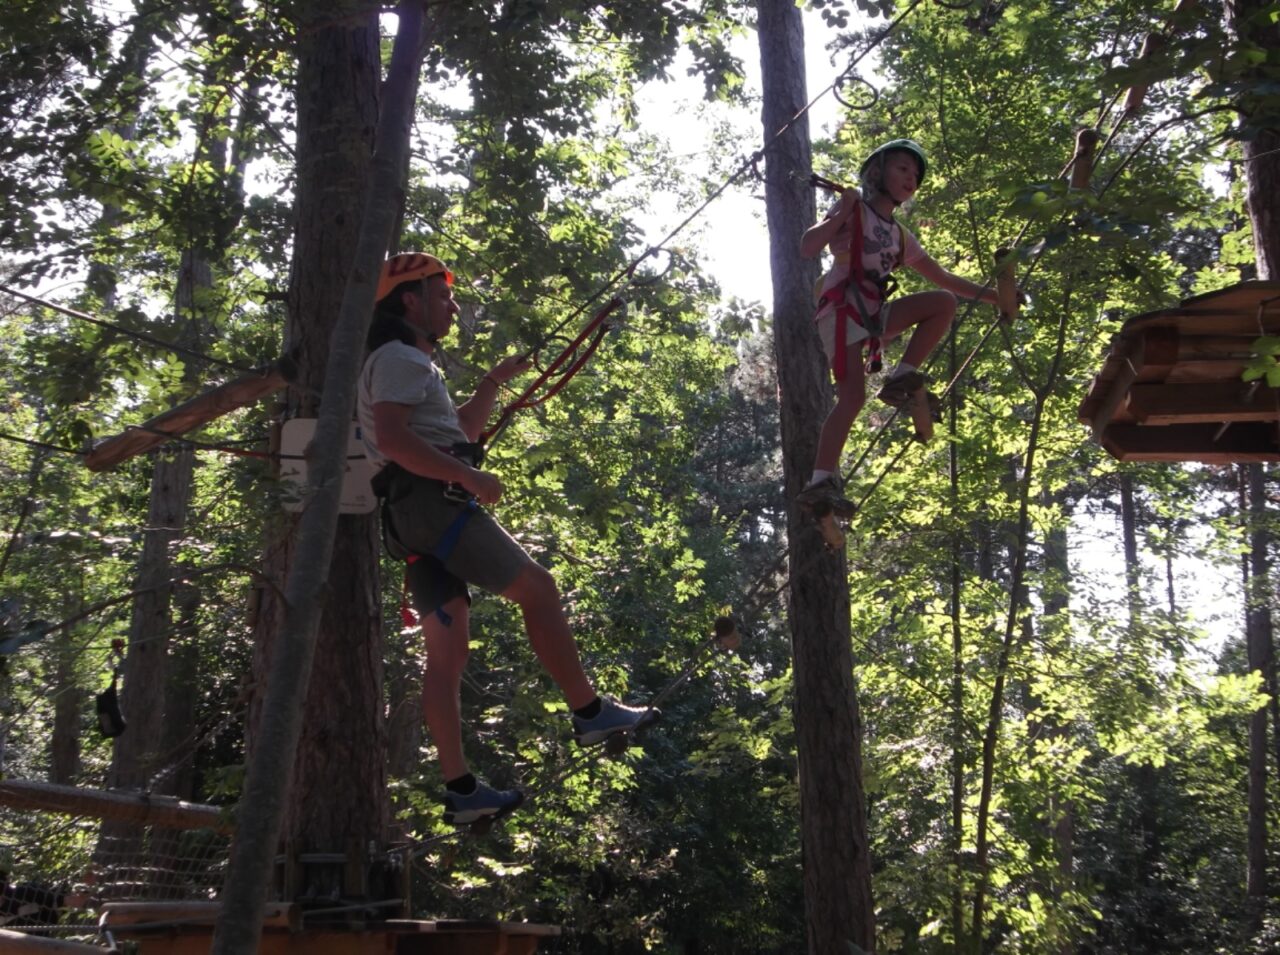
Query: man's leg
500 563 596 710
421 595 472 781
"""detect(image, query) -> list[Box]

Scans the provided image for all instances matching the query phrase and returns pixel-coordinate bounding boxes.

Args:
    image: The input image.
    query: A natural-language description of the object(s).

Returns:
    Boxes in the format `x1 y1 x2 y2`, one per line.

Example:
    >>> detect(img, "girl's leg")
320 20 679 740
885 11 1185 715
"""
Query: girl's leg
884 290 956 368
421 595 473 781
812 349 867 474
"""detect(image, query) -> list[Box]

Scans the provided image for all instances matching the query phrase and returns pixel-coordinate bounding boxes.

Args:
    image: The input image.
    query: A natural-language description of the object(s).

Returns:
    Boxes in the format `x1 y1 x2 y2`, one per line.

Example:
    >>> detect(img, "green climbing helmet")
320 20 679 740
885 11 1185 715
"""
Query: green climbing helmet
860 139 928 183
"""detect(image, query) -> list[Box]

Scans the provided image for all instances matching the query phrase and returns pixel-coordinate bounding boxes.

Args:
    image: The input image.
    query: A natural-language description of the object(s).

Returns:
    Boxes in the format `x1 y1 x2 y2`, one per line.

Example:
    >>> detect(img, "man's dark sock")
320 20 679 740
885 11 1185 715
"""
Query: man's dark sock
574 697 602 720
445 773 477 795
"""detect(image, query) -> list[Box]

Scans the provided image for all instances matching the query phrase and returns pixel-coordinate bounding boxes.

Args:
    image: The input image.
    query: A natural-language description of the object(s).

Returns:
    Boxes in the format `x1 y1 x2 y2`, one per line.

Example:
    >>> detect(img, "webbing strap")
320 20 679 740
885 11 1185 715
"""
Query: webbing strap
820 200 884 380
480 296 623 447
387 480 478 630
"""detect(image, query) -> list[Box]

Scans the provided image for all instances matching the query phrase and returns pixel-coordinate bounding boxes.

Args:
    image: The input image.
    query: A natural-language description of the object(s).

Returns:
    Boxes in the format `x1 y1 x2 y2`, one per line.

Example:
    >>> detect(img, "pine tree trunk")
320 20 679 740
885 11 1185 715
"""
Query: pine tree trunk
212 6 425 949
1243 463 1270 929
948 335 967 947
244 6 388 900
755 1 875 950
49 625 82 785
1225 0 1279 278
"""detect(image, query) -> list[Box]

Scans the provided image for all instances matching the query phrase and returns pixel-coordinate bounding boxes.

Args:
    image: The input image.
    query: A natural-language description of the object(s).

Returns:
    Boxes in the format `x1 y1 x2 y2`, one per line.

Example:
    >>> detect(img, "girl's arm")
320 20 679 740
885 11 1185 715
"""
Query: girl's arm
801 187 859 258
910 253 999 305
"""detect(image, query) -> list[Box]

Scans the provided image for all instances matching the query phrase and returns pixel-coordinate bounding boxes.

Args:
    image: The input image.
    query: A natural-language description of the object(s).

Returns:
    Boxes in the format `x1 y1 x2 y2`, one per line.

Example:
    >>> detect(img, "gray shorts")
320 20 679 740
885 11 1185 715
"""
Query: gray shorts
379 466 531 613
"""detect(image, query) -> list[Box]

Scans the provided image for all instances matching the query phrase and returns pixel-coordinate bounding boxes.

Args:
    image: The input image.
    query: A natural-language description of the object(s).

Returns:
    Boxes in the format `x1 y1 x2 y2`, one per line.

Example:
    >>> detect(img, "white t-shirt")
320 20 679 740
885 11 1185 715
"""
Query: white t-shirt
356 341 469 468
816 192 926 303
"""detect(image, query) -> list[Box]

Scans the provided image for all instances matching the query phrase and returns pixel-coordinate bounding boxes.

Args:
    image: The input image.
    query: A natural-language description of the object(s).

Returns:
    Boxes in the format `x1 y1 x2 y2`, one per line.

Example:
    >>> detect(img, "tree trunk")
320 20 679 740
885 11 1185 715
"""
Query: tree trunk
243 5 389 902
49 599 83 785
756 1 875 951
1041 498 1072 955
212 5 425 950
1225 0 1280 278
948 335 967 947
1243 463 1270 929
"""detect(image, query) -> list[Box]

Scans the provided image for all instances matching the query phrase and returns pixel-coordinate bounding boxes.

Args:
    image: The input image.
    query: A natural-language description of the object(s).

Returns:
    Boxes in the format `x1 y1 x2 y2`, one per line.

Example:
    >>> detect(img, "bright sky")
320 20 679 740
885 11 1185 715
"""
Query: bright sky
630 11 847 305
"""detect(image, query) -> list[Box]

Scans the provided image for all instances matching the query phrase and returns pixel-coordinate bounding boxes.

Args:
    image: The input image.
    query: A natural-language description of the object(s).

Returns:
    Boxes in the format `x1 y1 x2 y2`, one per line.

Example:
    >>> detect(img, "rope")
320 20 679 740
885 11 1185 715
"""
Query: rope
466 0 929 455
0 431 84 457
0 284 259 377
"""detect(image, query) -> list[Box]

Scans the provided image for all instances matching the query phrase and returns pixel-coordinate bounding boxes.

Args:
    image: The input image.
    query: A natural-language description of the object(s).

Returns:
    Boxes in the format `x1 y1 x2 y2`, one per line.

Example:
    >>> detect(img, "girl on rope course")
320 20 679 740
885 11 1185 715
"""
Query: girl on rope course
796 139 1002 516
357 253 656 826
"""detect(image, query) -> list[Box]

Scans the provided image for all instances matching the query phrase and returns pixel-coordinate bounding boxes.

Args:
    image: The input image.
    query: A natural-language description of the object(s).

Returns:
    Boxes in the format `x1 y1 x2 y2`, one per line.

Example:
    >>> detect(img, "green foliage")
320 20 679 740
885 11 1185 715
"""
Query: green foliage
1 0 1278 952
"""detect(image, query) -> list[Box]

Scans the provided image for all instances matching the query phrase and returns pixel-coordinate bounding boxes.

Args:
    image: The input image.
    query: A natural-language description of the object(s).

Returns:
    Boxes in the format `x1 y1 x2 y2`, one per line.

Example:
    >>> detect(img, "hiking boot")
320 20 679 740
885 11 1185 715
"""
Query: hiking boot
573 696 659 747
442 779 524 826
795 476 856 519
877 369 926 408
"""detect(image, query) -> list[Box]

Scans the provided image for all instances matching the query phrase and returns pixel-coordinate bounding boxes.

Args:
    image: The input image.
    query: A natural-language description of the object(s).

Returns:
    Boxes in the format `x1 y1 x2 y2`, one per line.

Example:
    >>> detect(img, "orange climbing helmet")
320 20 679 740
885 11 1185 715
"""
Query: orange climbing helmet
376 252 453 302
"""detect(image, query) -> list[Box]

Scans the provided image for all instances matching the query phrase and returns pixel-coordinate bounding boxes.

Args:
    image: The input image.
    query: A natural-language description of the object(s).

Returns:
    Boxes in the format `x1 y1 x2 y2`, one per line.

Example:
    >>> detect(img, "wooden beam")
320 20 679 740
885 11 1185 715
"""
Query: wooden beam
1088 334 1145 438
1069 127 1099 190
101 902 297 931
83 357 295 472
1128 381 1280 424
0 929 104 953
1172 334 1268 361
0 779 232 834
1101 422 1280 463
994 248 1018 324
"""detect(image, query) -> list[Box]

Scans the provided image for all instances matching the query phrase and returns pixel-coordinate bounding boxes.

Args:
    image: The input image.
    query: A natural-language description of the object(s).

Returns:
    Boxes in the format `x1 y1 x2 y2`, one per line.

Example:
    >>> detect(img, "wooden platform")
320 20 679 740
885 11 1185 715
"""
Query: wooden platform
96 903 561 954
1078 281 1280 462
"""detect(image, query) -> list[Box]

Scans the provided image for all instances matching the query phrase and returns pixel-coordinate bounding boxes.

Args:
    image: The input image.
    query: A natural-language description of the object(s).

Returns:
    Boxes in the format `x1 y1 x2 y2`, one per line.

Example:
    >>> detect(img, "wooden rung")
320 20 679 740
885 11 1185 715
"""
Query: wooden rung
0 779 231 834
994 248 1018 324
100 901 299 931
1069 128 1099 190
909 388 934 443
1123 33 1167 115
0 929 105 953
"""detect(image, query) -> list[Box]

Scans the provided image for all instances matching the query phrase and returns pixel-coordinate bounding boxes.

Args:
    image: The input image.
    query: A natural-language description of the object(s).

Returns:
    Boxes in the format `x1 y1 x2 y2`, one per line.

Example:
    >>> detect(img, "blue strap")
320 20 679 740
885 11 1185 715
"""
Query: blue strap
428 499 478 626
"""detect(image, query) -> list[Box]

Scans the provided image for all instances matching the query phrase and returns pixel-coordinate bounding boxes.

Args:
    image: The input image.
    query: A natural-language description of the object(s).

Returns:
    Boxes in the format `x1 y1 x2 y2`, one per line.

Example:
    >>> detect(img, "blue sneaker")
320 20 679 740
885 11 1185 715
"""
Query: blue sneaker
572 696 659 747
442 779 524 826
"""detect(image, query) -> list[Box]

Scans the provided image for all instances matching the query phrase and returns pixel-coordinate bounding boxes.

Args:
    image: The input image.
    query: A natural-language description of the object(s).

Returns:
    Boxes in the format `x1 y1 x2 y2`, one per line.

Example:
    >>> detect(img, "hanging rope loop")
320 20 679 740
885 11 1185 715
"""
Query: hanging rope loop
832 69 879 112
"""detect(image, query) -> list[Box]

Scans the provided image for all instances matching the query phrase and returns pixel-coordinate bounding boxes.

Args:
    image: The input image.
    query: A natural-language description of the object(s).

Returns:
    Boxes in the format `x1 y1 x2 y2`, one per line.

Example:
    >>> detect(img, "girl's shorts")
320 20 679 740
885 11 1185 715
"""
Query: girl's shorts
814 296 893 364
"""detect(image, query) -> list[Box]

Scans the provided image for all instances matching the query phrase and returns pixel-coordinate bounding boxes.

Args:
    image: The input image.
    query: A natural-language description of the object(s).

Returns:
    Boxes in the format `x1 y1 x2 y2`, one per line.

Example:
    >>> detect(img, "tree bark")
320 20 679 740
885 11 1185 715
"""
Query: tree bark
1225 0 1280 279
1243 463 1270 929
242 5 389 900
107 445 195 793
756 2 875 951
948 334 967 947
211 5 425 950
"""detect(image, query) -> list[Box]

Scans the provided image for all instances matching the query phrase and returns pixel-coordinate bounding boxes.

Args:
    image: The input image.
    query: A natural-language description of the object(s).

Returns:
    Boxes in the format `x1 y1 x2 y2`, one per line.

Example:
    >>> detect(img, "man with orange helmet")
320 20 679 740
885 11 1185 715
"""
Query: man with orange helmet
357 253 655 826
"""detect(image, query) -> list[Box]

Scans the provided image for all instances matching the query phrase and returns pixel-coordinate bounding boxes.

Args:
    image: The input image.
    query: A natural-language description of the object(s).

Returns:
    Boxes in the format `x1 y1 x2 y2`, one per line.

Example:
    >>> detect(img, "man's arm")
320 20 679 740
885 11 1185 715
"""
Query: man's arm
455 353 532 440
372 401 501 503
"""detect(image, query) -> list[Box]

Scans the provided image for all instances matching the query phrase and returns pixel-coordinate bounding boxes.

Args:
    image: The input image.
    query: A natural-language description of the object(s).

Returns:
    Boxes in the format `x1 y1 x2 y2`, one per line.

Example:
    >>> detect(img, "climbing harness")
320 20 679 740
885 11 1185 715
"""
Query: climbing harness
372 452 482 630
813 186 903 378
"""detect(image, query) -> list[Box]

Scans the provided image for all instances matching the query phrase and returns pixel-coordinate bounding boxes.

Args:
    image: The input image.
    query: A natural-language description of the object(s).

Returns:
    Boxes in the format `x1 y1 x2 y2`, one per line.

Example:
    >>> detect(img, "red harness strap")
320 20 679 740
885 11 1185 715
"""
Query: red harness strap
480 296 624 447
815 201 892 379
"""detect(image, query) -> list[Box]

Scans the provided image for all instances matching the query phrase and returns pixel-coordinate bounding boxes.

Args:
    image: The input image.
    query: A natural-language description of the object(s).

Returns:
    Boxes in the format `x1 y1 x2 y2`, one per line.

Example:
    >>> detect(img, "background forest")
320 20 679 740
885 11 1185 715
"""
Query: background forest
1 0 1278 953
